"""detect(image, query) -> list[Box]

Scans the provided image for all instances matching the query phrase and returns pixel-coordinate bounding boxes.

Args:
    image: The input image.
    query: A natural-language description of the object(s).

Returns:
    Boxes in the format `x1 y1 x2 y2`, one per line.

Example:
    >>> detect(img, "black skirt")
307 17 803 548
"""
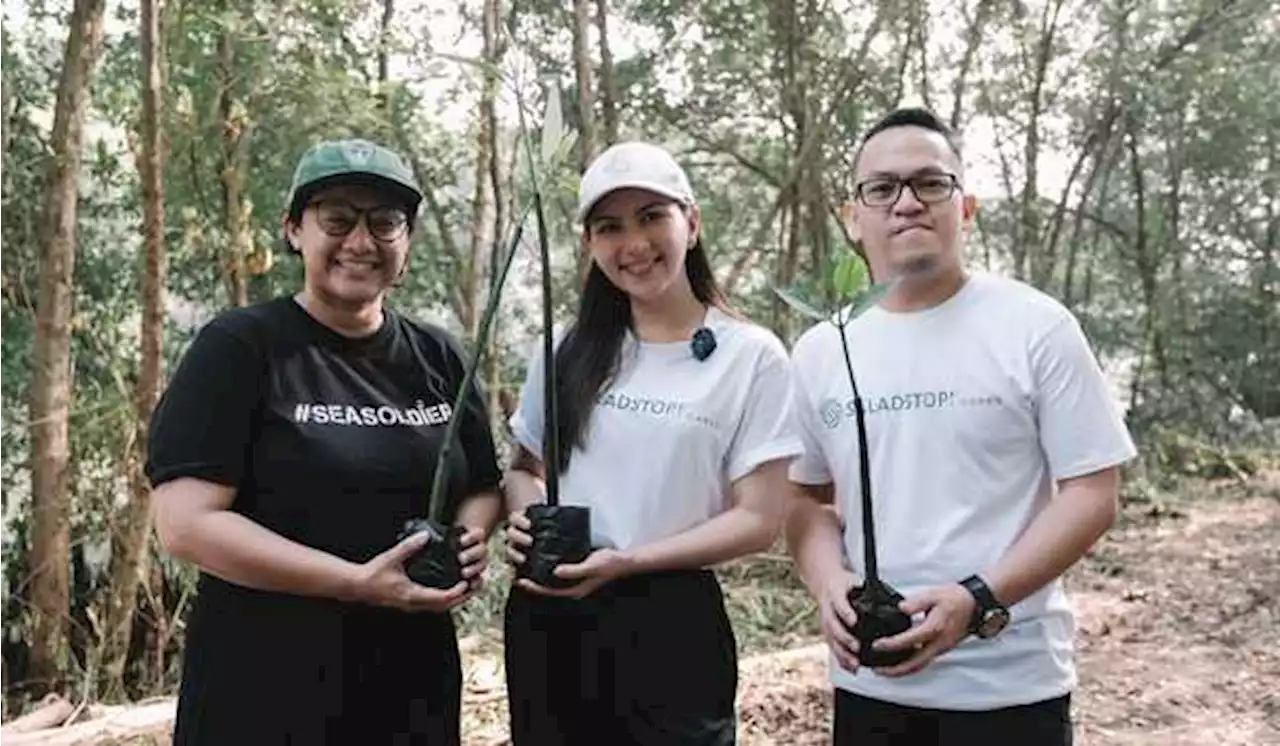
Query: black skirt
172 576 462 746
503 569 739 746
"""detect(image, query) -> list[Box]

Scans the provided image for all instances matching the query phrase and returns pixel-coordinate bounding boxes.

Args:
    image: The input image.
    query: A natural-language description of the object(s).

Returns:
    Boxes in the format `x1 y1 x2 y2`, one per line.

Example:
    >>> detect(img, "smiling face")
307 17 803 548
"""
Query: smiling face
848 125 977 284
583 187 700 306
284 183 412 310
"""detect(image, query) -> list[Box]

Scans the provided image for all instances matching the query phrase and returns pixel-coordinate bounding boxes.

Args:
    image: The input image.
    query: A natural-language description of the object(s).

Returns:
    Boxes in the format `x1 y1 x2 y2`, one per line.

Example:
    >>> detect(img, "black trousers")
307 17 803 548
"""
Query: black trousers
833 688 1073 745
173 583 461 746
504 569 739 746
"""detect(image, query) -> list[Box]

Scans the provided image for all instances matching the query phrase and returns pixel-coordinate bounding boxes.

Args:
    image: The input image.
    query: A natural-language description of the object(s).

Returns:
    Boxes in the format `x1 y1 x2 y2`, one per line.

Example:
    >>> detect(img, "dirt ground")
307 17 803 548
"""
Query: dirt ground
457 472 1280 746
7 473 1277 745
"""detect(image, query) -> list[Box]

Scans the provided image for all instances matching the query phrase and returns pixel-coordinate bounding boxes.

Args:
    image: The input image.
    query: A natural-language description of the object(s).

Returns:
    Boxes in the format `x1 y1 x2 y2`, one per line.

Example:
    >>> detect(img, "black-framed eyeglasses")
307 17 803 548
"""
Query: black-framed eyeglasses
854 173 961 207
309 200 410 242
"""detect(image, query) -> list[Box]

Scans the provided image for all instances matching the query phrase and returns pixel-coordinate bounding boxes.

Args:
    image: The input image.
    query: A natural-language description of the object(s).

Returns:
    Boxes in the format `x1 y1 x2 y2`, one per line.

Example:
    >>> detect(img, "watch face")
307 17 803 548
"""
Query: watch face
978 609 1011 638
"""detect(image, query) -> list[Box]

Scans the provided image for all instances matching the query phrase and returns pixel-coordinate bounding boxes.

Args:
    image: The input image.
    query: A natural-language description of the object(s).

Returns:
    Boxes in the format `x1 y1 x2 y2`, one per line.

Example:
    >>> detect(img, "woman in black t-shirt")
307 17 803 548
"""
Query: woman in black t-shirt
146 138 503 745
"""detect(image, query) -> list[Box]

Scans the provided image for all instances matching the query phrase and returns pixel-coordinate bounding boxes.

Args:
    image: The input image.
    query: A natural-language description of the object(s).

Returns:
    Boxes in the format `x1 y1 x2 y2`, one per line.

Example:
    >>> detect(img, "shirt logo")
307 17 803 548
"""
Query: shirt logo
597 391 721 429
820 397 844 429
817 390 1002 430
293 400 452 427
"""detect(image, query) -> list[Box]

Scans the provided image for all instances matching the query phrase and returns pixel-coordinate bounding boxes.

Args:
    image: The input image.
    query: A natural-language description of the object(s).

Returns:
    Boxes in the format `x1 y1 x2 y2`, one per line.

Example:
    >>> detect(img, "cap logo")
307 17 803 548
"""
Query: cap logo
600 149 685 188
342 140 375 165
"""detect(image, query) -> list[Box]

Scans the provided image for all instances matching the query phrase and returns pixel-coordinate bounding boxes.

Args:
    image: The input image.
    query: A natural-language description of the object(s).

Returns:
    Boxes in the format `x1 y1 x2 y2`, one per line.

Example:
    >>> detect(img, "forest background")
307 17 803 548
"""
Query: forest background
1 0 1277 742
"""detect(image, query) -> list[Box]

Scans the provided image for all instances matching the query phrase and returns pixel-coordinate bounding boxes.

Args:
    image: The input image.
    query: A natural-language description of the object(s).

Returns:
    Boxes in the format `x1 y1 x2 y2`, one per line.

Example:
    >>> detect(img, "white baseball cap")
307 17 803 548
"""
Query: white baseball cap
576 141 695 223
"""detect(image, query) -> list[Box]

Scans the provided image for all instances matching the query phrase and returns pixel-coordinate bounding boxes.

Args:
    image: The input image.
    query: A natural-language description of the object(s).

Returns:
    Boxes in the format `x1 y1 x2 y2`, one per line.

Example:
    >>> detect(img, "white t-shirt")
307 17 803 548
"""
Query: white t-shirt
511 306 804 551
788 272 1137 710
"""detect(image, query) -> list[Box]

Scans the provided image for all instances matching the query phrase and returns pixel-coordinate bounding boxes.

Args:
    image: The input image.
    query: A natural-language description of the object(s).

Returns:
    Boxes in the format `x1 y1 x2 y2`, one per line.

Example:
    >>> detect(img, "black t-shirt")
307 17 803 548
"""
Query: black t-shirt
146 295 501 569
147 298 499 739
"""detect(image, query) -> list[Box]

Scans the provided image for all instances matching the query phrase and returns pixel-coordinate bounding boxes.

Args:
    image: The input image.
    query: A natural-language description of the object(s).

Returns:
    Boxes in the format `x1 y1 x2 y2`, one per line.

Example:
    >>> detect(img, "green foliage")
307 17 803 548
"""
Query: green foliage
1133 423 1276 496
830 252 866 299
773 250 891 333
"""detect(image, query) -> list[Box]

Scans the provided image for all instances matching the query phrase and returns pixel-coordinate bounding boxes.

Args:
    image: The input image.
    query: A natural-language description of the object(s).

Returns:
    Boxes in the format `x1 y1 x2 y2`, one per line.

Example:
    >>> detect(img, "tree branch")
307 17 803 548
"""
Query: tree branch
722 0 891 294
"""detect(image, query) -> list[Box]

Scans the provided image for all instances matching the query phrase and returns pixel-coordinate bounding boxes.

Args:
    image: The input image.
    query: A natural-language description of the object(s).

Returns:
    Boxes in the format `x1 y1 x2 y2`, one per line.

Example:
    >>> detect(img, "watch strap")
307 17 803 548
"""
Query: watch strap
960 574 1002 631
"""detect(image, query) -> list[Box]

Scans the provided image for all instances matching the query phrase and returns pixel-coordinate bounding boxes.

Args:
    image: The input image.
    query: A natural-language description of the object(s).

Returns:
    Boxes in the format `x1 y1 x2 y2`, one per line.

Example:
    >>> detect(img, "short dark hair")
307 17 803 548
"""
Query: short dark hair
853 107 964 173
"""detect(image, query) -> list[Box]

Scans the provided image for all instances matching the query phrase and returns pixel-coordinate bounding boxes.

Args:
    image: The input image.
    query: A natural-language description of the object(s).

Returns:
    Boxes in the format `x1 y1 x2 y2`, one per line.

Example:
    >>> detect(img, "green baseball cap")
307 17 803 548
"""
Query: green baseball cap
285 138 424 219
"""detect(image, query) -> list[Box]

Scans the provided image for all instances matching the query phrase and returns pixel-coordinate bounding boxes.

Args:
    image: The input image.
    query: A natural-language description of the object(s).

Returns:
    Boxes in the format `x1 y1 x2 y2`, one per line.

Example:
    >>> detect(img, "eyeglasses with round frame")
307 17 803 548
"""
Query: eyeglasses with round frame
309 200 410 242
854 173 961 208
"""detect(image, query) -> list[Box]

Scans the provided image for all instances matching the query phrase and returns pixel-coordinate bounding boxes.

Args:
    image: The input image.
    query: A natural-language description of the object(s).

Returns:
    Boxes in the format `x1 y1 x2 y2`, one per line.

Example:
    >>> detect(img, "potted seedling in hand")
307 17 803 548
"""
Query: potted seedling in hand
776 253 916 668
512 80 593 590
394 88 562 589
396 195 531 589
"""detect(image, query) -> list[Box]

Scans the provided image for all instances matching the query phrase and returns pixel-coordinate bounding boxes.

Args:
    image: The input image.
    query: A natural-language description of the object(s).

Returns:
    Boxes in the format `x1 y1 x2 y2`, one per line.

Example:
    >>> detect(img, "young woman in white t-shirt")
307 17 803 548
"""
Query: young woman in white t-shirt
501 141 803 744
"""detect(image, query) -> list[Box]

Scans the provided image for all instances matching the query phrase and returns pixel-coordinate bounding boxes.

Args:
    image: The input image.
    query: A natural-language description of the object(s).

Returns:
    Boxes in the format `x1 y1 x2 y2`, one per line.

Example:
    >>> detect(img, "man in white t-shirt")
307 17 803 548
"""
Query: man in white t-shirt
784 107 1137 744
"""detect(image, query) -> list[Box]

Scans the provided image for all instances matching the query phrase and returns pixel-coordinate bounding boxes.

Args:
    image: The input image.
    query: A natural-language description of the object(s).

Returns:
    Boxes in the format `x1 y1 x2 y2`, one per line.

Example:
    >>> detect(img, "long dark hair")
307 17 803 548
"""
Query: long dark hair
548 229 728 474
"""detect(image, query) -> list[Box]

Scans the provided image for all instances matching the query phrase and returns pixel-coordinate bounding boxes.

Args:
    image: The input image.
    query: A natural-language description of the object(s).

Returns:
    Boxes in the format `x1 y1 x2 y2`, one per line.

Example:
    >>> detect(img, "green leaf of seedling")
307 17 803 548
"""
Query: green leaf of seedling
550 131 579 172
831 252 869 298
773 285 830 322
839 280 894 325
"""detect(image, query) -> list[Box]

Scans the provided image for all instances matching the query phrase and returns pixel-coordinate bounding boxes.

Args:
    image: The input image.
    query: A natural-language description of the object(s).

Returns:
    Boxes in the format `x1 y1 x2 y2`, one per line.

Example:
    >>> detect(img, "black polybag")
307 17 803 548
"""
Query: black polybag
397 518 465 590
847 578 915 667
517 504 592 589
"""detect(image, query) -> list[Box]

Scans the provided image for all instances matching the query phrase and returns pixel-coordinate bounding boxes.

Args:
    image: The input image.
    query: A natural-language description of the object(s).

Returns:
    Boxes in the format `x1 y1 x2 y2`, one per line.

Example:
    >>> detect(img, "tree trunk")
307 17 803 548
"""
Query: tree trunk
484 0 505 258
1159 99 1187 394
913 4 933 111
147 555 170 689
483 0 504 276
1017 0 1067 285
571 0 596 172
1125 117 1165 410
1035 141 1094 289
377 0 394 110
1066 7 1126 306
594 0 618 146
218 3 250 308
950 0 996 128
889 21 912 107
767 0 808 341
2 67 14 166
570 0 596 279
482 0 506 420
1062 142 1116 308
100 0 167 700
463 0 501 338
27 0 108 694
1252 130 1277 416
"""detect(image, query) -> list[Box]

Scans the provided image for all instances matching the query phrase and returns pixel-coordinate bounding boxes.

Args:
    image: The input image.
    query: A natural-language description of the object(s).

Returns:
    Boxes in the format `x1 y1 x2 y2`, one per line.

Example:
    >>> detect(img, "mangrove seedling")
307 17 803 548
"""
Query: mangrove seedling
776 253 917 668
513 78 593 590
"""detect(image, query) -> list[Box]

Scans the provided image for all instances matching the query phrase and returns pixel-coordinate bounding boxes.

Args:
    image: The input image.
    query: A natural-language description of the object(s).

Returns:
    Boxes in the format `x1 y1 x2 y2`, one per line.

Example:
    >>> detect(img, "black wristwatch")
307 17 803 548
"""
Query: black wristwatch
960 575 1010 639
